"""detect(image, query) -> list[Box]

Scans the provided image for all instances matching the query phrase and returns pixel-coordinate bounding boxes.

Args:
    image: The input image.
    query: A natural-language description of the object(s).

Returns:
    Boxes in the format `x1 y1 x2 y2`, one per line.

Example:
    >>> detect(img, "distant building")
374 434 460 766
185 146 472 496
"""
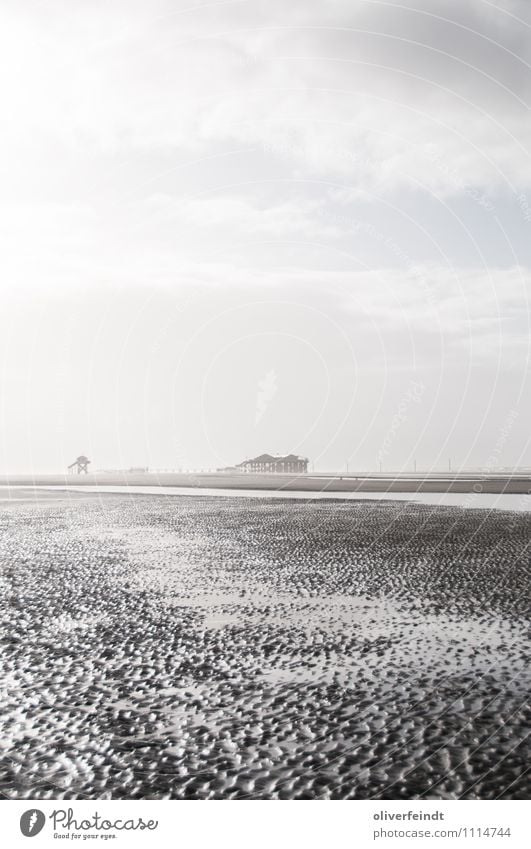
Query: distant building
68 455 91 474
237 453 309 474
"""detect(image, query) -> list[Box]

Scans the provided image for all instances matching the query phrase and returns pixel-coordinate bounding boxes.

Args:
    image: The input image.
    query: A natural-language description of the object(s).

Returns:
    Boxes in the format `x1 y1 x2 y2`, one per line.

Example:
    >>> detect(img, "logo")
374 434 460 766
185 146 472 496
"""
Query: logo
20 809 46 837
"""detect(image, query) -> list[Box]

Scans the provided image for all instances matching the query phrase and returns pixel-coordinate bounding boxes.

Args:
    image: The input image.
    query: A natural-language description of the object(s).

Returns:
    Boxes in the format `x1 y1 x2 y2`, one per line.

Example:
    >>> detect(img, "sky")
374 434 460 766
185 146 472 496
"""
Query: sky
0 0 530 474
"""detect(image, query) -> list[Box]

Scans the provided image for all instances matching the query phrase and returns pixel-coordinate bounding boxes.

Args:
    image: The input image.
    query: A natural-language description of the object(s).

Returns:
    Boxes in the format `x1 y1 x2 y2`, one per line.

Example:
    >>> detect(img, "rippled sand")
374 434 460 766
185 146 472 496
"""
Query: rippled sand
0 491 529 799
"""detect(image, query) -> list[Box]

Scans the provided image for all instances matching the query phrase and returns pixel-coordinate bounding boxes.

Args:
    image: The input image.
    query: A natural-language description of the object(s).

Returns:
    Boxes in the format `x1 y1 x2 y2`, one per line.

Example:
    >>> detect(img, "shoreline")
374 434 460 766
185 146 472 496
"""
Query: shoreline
0 471 530 495
1 484 530 512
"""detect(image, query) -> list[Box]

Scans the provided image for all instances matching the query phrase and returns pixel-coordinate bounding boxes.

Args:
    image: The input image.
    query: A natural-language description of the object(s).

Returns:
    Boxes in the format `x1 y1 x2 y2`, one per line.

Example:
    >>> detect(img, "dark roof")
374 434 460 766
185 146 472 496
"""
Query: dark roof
238 453 307 466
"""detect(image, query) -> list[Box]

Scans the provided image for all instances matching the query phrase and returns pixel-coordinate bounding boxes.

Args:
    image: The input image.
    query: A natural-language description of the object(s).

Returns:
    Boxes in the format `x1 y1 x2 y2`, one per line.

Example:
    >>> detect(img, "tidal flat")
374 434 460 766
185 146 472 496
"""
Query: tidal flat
0 490 529 799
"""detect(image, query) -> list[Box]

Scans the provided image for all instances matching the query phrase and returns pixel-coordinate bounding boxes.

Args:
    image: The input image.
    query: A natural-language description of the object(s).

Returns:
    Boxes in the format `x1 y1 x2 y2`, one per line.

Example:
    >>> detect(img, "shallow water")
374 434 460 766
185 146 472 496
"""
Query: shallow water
1 484 530 512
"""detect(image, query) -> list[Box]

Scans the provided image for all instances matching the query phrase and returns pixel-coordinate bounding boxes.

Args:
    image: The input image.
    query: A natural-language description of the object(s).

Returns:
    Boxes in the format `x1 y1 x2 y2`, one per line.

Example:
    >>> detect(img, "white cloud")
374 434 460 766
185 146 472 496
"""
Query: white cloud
341 264 531 367
1 0 530 197
0 1 529 471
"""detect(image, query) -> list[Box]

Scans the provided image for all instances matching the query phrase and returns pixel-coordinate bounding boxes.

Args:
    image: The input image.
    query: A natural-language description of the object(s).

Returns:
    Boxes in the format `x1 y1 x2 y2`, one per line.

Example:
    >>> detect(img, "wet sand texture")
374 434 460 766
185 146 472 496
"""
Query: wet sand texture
0 493 529 799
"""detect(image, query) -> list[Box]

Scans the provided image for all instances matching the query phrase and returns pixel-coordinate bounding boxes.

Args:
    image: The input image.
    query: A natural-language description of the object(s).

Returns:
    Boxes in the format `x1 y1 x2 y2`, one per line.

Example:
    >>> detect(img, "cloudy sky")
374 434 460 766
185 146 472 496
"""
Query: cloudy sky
0 0 530 473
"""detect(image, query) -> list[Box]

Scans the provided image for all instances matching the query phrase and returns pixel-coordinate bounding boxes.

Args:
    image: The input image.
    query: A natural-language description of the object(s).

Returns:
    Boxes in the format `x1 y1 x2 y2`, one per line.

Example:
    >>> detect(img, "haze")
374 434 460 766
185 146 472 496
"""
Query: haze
0 0 530 474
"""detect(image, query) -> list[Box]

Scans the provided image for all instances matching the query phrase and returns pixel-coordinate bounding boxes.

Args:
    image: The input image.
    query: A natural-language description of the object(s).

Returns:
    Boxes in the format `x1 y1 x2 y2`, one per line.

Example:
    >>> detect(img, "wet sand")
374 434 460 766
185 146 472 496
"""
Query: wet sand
7 484 529 512
0 490 529 799
1 470 530 494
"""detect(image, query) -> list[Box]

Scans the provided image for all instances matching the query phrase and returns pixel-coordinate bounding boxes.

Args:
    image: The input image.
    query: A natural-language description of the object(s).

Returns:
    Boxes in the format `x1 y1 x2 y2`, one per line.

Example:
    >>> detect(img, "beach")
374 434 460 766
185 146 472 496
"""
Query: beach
0 490 529 799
